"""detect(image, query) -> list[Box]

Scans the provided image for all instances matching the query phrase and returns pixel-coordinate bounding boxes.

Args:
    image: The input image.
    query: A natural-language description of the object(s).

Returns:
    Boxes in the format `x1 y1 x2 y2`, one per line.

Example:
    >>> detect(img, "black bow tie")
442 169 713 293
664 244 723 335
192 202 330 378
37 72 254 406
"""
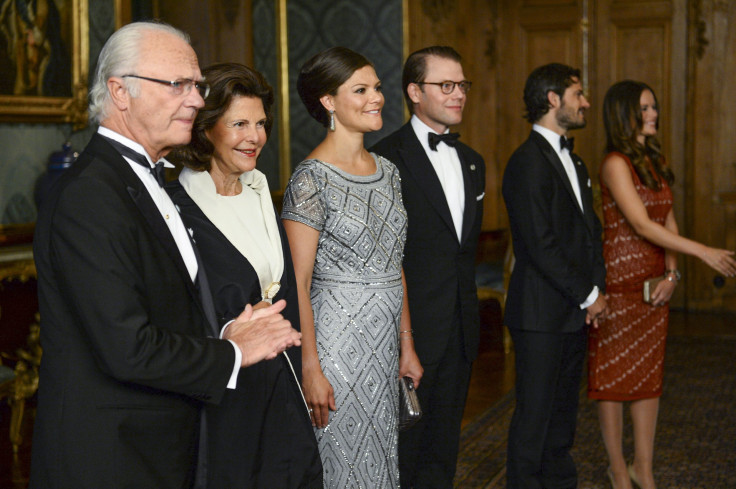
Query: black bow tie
102 136 166 187
428 132 460 151
560 135 575 152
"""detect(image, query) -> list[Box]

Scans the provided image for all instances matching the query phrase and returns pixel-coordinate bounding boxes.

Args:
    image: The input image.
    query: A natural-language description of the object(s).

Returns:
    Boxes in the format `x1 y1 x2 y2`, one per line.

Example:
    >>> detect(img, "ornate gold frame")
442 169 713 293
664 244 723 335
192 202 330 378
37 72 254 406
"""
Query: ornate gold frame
275 0 290 190
0 0 89 129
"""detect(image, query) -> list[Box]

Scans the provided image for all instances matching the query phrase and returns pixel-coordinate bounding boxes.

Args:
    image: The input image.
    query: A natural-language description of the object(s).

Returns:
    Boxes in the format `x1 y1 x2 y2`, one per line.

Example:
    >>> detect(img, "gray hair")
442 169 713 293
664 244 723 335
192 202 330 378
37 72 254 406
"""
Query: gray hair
88 21 190 124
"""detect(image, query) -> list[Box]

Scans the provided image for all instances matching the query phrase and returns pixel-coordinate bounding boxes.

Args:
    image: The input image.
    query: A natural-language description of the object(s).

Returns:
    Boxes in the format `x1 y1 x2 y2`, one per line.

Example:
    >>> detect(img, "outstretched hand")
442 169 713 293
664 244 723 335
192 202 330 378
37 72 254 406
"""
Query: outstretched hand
701 247 736 278
224 300 301 367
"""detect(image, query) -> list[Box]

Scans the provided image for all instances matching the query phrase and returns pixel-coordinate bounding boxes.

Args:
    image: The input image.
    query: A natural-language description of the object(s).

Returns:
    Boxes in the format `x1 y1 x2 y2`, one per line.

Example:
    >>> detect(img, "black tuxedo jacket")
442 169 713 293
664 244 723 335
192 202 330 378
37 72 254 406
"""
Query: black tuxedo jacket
502 130 606 333
30 134 236 489
371 122 485 363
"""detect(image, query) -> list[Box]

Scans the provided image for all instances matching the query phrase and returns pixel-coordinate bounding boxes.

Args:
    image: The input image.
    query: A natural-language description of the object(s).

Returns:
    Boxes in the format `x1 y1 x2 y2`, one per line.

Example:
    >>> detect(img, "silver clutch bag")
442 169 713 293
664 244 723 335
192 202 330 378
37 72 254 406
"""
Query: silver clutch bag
399 376 422 431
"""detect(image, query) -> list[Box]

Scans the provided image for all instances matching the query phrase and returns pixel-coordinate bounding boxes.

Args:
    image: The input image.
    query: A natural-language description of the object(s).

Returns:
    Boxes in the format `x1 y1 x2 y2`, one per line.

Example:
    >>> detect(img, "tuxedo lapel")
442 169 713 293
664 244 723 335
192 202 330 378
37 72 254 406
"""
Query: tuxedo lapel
571 152 598 234
92 136 203 309
456 145 478 245
531 132 585 220
396 124 456 235
125 172 219 335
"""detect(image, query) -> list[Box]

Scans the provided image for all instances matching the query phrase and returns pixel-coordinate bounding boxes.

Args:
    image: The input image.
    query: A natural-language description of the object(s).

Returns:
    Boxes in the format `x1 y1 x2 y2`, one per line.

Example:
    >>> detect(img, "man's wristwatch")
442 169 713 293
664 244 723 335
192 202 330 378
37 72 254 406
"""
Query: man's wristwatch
665 269 681 282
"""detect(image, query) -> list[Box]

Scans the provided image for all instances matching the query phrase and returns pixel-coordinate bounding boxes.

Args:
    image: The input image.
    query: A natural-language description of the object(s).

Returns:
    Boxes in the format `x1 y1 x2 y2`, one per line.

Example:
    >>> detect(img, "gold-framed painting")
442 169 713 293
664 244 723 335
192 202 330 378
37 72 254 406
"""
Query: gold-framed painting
0 0 89 129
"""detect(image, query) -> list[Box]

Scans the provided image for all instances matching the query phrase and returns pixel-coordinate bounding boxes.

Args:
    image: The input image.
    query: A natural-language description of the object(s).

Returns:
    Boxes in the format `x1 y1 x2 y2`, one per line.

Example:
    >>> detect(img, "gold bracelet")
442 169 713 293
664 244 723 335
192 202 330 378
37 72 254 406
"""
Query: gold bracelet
399 330 412 335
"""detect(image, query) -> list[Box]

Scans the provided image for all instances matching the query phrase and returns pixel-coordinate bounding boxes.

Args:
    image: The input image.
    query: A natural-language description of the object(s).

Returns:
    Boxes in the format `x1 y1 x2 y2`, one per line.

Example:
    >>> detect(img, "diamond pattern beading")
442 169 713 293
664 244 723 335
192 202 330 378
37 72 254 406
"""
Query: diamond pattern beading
282 155 404 488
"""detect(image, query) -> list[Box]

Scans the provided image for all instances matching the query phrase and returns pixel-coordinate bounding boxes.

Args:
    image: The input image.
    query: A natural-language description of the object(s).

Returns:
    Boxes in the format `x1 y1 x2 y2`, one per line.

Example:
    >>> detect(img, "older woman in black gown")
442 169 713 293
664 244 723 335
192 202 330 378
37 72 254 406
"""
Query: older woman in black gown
166 62 322 488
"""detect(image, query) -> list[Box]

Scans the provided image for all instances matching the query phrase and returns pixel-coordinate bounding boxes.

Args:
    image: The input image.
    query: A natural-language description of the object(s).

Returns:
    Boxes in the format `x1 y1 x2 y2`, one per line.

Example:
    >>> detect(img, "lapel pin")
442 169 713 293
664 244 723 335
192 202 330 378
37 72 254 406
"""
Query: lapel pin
470 164 476 170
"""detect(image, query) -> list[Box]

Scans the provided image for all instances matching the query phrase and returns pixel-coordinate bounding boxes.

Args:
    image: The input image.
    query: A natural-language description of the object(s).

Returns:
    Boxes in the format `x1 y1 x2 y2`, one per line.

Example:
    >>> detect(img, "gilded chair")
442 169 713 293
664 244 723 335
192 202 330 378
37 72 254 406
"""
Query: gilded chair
0 327 41 455
0 247 41 456
476 231 515 353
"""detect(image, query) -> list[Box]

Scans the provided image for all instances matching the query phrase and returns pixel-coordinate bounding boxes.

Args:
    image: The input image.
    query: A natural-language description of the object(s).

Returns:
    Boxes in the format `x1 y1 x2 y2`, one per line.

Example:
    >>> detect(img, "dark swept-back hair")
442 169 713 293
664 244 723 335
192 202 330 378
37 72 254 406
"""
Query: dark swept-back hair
402 46 462 114
603 80 674 190
523 63 581 123
297 47 374 127
172 62 274 171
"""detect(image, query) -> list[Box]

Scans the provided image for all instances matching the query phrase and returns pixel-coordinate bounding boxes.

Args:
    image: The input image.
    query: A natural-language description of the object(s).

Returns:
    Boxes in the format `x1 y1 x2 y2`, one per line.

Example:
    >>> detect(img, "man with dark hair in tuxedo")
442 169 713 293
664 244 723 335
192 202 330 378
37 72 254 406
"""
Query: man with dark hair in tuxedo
502 63 608 489
372 45 486 489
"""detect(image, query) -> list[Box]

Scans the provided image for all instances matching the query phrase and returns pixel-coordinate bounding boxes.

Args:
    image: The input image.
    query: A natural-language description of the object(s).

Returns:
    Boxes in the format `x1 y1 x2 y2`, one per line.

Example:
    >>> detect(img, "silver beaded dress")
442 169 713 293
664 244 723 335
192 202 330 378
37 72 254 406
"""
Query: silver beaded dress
282 154 407 489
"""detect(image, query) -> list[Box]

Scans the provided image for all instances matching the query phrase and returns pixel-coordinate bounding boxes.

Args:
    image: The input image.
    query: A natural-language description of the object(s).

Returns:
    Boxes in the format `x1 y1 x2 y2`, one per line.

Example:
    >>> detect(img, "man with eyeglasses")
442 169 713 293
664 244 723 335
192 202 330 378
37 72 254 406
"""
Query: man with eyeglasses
372 46 486 489
30 21 301 489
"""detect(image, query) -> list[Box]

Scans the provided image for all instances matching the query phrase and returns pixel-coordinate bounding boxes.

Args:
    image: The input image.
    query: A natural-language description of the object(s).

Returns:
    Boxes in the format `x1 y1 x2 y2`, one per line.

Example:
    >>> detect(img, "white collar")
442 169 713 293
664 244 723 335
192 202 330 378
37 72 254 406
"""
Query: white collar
532 124 567 154
98 126 175 168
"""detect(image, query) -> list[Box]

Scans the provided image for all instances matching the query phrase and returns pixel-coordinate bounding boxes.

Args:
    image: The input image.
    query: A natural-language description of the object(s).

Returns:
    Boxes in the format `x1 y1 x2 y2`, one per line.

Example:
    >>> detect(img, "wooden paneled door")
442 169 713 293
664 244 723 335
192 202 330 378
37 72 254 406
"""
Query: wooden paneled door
495 0 693 308
496 0 594 179
687 0 736 311
406 0 502 230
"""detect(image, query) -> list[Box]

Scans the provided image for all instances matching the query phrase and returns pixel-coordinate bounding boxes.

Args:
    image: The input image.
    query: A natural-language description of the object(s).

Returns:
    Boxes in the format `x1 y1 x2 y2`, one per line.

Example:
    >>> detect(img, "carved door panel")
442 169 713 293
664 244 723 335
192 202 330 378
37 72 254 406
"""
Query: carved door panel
496 0 592 181
687 0 736 311
407 0 502 229
496 0 690 306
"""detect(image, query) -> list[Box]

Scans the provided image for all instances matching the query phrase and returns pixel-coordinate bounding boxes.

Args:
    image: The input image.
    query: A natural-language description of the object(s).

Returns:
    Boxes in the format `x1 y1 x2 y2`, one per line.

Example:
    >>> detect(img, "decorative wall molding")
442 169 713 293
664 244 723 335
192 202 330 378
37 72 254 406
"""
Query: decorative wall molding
693 0 709 59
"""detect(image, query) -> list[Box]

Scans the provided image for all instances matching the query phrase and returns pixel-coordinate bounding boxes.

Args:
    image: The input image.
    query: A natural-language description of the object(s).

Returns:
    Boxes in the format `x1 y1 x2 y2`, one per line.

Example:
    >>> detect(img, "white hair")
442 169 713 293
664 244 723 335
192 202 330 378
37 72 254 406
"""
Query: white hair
88 21 191 124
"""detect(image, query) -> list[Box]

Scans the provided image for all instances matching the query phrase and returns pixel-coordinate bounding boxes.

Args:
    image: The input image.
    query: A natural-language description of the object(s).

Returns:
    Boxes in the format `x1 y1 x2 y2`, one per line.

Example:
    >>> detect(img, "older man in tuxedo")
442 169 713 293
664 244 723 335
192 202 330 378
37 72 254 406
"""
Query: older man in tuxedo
502 63 608 489
30 21 301 489
372 46 486 489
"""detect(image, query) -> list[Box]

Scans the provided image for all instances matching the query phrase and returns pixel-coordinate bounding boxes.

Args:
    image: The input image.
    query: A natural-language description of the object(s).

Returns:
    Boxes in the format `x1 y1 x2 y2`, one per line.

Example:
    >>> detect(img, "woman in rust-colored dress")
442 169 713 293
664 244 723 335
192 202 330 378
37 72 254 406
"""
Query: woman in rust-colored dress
588 80 736 489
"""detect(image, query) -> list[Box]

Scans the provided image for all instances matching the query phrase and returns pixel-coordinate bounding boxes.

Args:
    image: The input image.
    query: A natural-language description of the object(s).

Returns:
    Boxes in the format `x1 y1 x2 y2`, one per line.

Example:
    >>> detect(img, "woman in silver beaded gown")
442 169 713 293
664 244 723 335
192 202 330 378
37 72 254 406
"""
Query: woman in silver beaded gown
282 47 423 489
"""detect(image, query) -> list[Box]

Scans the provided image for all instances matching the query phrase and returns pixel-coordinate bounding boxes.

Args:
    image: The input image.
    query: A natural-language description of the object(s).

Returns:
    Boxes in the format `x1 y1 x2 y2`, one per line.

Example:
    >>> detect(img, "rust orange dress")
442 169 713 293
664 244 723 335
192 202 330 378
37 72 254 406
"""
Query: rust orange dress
588 152 673 401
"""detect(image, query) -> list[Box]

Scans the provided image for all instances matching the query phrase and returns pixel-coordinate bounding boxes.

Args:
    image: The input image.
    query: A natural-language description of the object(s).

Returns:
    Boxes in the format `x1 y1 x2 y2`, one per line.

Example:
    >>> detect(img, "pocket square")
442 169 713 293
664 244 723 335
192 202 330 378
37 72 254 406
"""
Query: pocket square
587 178 591 187
476 192 485 201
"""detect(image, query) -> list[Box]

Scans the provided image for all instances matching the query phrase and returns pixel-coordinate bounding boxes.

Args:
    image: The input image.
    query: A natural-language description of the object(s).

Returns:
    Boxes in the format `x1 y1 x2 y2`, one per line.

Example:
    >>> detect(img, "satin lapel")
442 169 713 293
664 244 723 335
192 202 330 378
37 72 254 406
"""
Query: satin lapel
531 131 585 219
91 136 201 301
572 152 598 233
457 145 478 245
395 125 456 235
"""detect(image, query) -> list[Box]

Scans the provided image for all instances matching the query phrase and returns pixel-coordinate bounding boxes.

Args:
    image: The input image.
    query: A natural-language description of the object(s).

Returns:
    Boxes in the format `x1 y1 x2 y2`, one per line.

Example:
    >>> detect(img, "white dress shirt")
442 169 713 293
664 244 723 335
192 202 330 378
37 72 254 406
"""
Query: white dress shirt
533 124 584 212
411 115 465 241
98 127 241 387
531 124 599 310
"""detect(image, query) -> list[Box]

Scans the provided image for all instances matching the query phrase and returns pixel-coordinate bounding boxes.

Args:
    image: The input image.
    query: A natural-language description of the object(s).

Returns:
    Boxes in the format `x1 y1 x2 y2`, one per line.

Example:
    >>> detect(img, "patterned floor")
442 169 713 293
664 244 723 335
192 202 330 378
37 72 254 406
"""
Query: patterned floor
455 335 736 488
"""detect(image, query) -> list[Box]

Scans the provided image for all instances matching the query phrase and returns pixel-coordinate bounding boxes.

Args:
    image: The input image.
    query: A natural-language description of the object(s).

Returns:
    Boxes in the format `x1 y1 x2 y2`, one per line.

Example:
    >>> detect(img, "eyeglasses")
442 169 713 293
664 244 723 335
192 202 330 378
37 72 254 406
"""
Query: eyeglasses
122 74 210 99
416 80 472 94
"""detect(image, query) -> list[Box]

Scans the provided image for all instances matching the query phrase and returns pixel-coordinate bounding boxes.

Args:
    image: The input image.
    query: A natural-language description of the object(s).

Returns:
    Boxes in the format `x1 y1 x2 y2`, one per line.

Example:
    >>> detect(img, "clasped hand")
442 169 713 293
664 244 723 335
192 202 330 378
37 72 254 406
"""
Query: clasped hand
586 293 609 328
223 299 301 367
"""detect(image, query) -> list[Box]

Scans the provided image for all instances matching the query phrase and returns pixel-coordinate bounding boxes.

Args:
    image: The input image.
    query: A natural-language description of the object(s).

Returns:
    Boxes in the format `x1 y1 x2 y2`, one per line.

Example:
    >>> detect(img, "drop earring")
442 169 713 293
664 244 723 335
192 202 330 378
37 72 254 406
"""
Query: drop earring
329 110 336 132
